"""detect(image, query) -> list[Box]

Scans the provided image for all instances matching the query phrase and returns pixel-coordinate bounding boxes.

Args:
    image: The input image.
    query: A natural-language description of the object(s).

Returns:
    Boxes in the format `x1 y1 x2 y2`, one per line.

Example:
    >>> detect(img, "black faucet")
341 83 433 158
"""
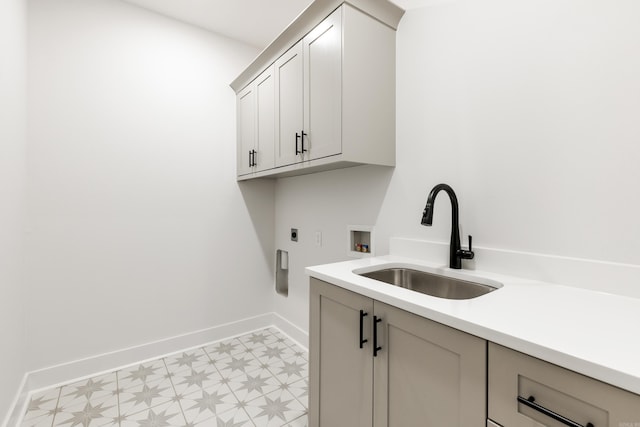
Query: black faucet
421 183 474 269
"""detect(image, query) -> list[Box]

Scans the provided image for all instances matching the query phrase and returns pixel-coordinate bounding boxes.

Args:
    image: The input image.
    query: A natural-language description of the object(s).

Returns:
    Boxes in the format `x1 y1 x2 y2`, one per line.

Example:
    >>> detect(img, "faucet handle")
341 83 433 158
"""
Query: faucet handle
458 235 475 260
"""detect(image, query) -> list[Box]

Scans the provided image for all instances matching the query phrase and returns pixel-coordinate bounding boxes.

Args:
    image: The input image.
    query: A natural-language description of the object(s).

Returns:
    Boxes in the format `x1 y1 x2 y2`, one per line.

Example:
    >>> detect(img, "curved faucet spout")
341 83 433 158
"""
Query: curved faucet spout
421 183 473 269
421 183 459 227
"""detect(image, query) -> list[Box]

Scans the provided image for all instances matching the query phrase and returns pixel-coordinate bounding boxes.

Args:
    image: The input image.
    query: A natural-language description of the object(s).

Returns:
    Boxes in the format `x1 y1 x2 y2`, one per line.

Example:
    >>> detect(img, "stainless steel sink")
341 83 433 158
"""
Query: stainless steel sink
357 268 497 300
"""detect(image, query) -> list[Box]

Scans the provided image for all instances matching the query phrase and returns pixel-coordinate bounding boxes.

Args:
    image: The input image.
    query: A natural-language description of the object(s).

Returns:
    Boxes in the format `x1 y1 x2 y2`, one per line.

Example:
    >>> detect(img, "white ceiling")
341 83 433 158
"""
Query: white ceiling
121 0 316 48
120 0 419 49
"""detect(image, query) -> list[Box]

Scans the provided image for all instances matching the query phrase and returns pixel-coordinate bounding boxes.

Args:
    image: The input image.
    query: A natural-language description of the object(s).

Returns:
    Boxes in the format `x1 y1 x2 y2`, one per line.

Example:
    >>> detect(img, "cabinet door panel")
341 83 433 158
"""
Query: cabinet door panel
236 85 255 176
275 42 303 167
303 8 342 161
373 301 487 427
255 67 275 172
309 278 373 427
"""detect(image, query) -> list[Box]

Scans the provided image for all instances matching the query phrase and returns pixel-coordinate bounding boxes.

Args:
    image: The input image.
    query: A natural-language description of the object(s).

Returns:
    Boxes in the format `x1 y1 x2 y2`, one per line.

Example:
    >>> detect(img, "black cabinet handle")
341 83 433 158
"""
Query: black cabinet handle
295 132 301 154
373 316 382 357
359 310 368 349
517 396 594 427
301 131 308 152
248 150 253 167
252 150 257 167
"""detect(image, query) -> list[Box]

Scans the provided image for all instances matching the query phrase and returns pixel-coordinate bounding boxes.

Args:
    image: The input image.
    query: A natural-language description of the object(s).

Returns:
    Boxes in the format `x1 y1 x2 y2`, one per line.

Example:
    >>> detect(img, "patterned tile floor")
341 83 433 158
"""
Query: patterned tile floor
22 328 308 427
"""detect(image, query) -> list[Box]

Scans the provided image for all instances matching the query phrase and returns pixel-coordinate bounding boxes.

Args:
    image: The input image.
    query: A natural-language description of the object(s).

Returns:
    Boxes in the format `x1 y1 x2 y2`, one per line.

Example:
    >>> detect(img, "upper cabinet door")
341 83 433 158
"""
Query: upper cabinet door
236 84 255 176
275 42 304 168
303 8 342 161
255 66 275 172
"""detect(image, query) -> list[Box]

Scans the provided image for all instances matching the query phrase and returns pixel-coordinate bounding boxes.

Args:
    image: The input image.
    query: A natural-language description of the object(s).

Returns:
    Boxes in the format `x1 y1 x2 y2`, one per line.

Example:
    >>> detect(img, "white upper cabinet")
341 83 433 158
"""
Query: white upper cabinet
236 66 275 176
303 8 342 162
274 42 304 168
236 84 255 176
232 0 404 180
255 67 275 172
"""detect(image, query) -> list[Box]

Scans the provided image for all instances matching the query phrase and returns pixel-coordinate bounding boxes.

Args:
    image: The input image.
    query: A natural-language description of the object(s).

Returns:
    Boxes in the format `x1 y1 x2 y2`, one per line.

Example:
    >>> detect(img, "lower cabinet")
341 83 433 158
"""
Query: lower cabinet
309 278 373 427
309 278 487 427
310 279 640 427
488 343 640 427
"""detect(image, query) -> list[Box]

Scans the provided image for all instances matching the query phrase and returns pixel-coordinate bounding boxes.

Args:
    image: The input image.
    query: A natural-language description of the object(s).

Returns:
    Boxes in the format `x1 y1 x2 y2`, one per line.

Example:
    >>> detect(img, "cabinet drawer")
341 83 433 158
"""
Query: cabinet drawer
488 343 640 427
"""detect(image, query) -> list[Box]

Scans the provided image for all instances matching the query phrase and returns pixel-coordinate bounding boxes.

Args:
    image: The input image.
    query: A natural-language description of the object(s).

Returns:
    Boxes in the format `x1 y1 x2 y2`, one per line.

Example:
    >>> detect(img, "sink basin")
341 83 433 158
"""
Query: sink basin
357 268 497 300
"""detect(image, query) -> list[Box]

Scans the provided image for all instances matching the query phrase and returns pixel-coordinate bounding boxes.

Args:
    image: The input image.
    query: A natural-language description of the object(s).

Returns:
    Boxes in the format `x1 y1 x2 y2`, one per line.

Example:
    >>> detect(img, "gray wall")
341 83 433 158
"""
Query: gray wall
0 0 27 419
274 0 640 332
26 0 275 371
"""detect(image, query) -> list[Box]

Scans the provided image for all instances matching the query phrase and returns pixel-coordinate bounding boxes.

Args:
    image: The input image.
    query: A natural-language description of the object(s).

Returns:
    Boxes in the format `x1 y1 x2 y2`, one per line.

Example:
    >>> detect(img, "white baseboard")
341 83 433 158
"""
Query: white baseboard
2 312 308 427
270 312 309 350
390 237 640 299
2 375 28 427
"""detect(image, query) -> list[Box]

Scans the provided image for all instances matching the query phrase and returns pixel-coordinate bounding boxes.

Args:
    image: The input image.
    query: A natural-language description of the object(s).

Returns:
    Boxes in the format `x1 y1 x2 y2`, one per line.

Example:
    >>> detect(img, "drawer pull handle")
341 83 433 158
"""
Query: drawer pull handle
517 396 594 427
359 310 368 349
373 316 382 357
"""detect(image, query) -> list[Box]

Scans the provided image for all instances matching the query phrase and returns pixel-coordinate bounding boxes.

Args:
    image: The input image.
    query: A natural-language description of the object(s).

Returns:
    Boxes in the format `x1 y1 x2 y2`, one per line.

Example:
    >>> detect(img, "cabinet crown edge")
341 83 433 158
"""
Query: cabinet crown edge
230 0 404 93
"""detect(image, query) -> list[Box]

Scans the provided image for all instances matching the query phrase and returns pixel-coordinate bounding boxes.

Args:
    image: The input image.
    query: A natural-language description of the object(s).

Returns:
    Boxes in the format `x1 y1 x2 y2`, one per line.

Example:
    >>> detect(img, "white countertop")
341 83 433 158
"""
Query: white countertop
306 254 640 395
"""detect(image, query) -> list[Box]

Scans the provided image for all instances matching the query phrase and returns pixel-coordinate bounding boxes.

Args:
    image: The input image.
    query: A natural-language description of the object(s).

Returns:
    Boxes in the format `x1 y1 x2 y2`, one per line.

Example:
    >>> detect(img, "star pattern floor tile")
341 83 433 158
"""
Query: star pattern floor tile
243 389 306 427
22 328 308 426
